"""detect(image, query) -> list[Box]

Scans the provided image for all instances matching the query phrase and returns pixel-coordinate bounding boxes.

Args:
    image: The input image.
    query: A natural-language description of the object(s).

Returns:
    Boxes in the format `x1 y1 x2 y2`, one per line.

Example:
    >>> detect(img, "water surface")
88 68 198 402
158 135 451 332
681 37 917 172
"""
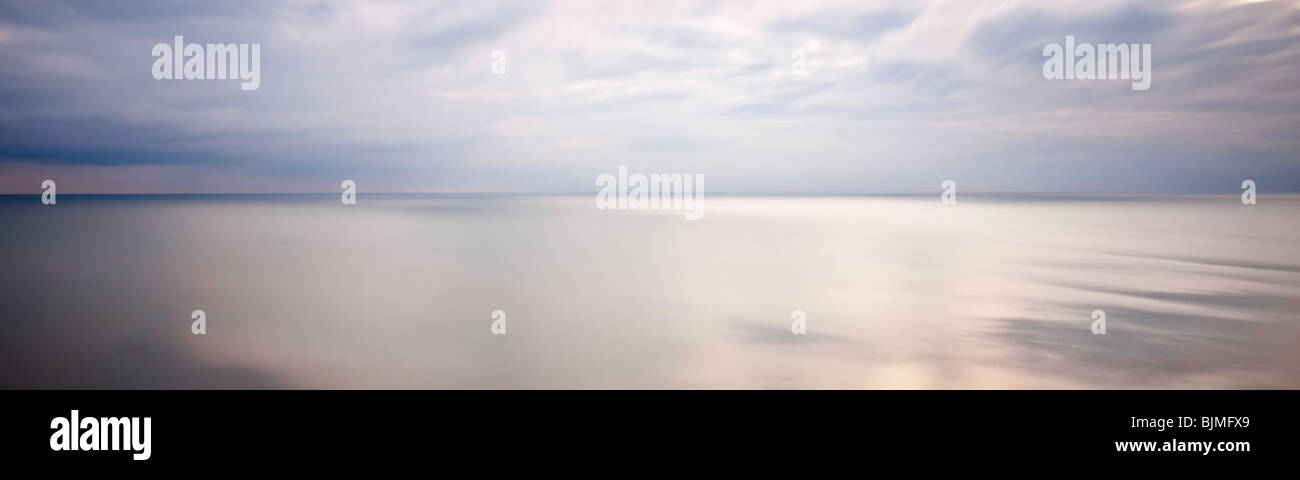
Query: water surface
1 194 1297 388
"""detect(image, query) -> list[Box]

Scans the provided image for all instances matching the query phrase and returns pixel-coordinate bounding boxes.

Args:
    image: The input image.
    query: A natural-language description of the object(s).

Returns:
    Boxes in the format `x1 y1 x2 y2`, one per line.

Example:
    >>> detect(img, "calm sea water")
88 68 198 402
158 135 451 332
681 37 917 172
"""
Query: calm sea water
1 194 1297 388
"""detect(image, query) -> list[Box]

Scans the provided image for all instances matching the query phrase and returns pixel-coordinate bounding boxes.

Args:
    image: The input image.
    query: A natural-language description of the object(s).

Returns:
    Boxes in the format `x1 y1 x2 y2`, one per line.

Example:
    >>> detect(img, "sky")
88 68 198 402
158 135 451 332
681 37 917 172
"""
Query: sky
0 0 1297 194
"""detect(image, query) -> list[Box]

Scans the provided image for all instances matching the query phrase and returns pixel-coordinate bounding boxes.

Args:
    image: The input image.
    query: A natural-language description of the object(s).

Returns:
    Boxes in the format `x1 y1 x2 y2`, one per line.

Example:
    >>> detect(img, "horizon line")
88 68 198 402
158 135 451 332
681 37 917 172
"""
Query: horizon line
0 191 1288 197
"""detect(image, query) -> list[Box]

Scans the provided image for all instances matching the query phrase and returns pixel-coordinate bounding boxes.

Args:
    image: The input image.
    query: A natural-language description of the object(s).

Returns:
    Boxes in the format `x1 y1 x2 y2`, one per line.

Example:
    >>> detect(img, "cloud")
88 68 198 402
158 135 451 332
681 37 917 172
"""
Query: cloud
0 0 1297 193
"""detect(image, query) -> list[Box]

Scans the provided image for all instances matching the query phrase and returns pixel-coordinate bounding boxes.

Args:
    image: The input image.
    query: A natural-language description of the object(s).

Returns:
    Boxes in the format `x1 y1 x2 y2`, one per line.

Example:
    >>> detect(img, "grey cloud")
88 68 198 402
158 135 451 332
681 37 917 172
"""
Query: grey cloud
766 9 919 41
0 0 1297 193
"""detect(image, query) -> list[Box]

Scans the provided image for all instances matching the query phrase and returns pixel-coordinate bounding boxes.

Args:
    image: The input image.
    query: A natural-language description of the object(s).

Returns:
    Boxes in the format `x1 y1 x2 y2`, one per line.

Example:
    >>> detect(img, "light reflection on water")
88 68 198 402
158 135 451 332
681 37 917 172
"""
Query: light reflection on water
1 194 1297 388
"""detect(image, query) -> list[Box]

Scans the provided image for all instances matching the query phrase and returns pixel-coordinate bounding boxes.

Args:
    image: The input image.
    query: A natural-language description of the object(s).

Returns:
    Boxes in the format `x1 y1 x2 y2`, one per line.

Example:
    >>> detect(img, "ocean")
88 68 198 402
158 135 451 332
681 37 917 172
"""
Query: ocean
1 194 1297 388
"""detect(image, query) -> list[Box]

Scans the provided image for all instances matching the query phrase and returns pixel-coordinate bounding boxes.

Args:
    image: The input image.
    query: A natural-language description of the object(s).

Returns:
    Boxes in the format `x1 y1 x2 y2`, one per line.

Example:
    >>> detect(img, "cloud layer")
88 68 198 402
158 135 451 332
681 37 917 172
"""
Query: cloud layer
1 0 1298 193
